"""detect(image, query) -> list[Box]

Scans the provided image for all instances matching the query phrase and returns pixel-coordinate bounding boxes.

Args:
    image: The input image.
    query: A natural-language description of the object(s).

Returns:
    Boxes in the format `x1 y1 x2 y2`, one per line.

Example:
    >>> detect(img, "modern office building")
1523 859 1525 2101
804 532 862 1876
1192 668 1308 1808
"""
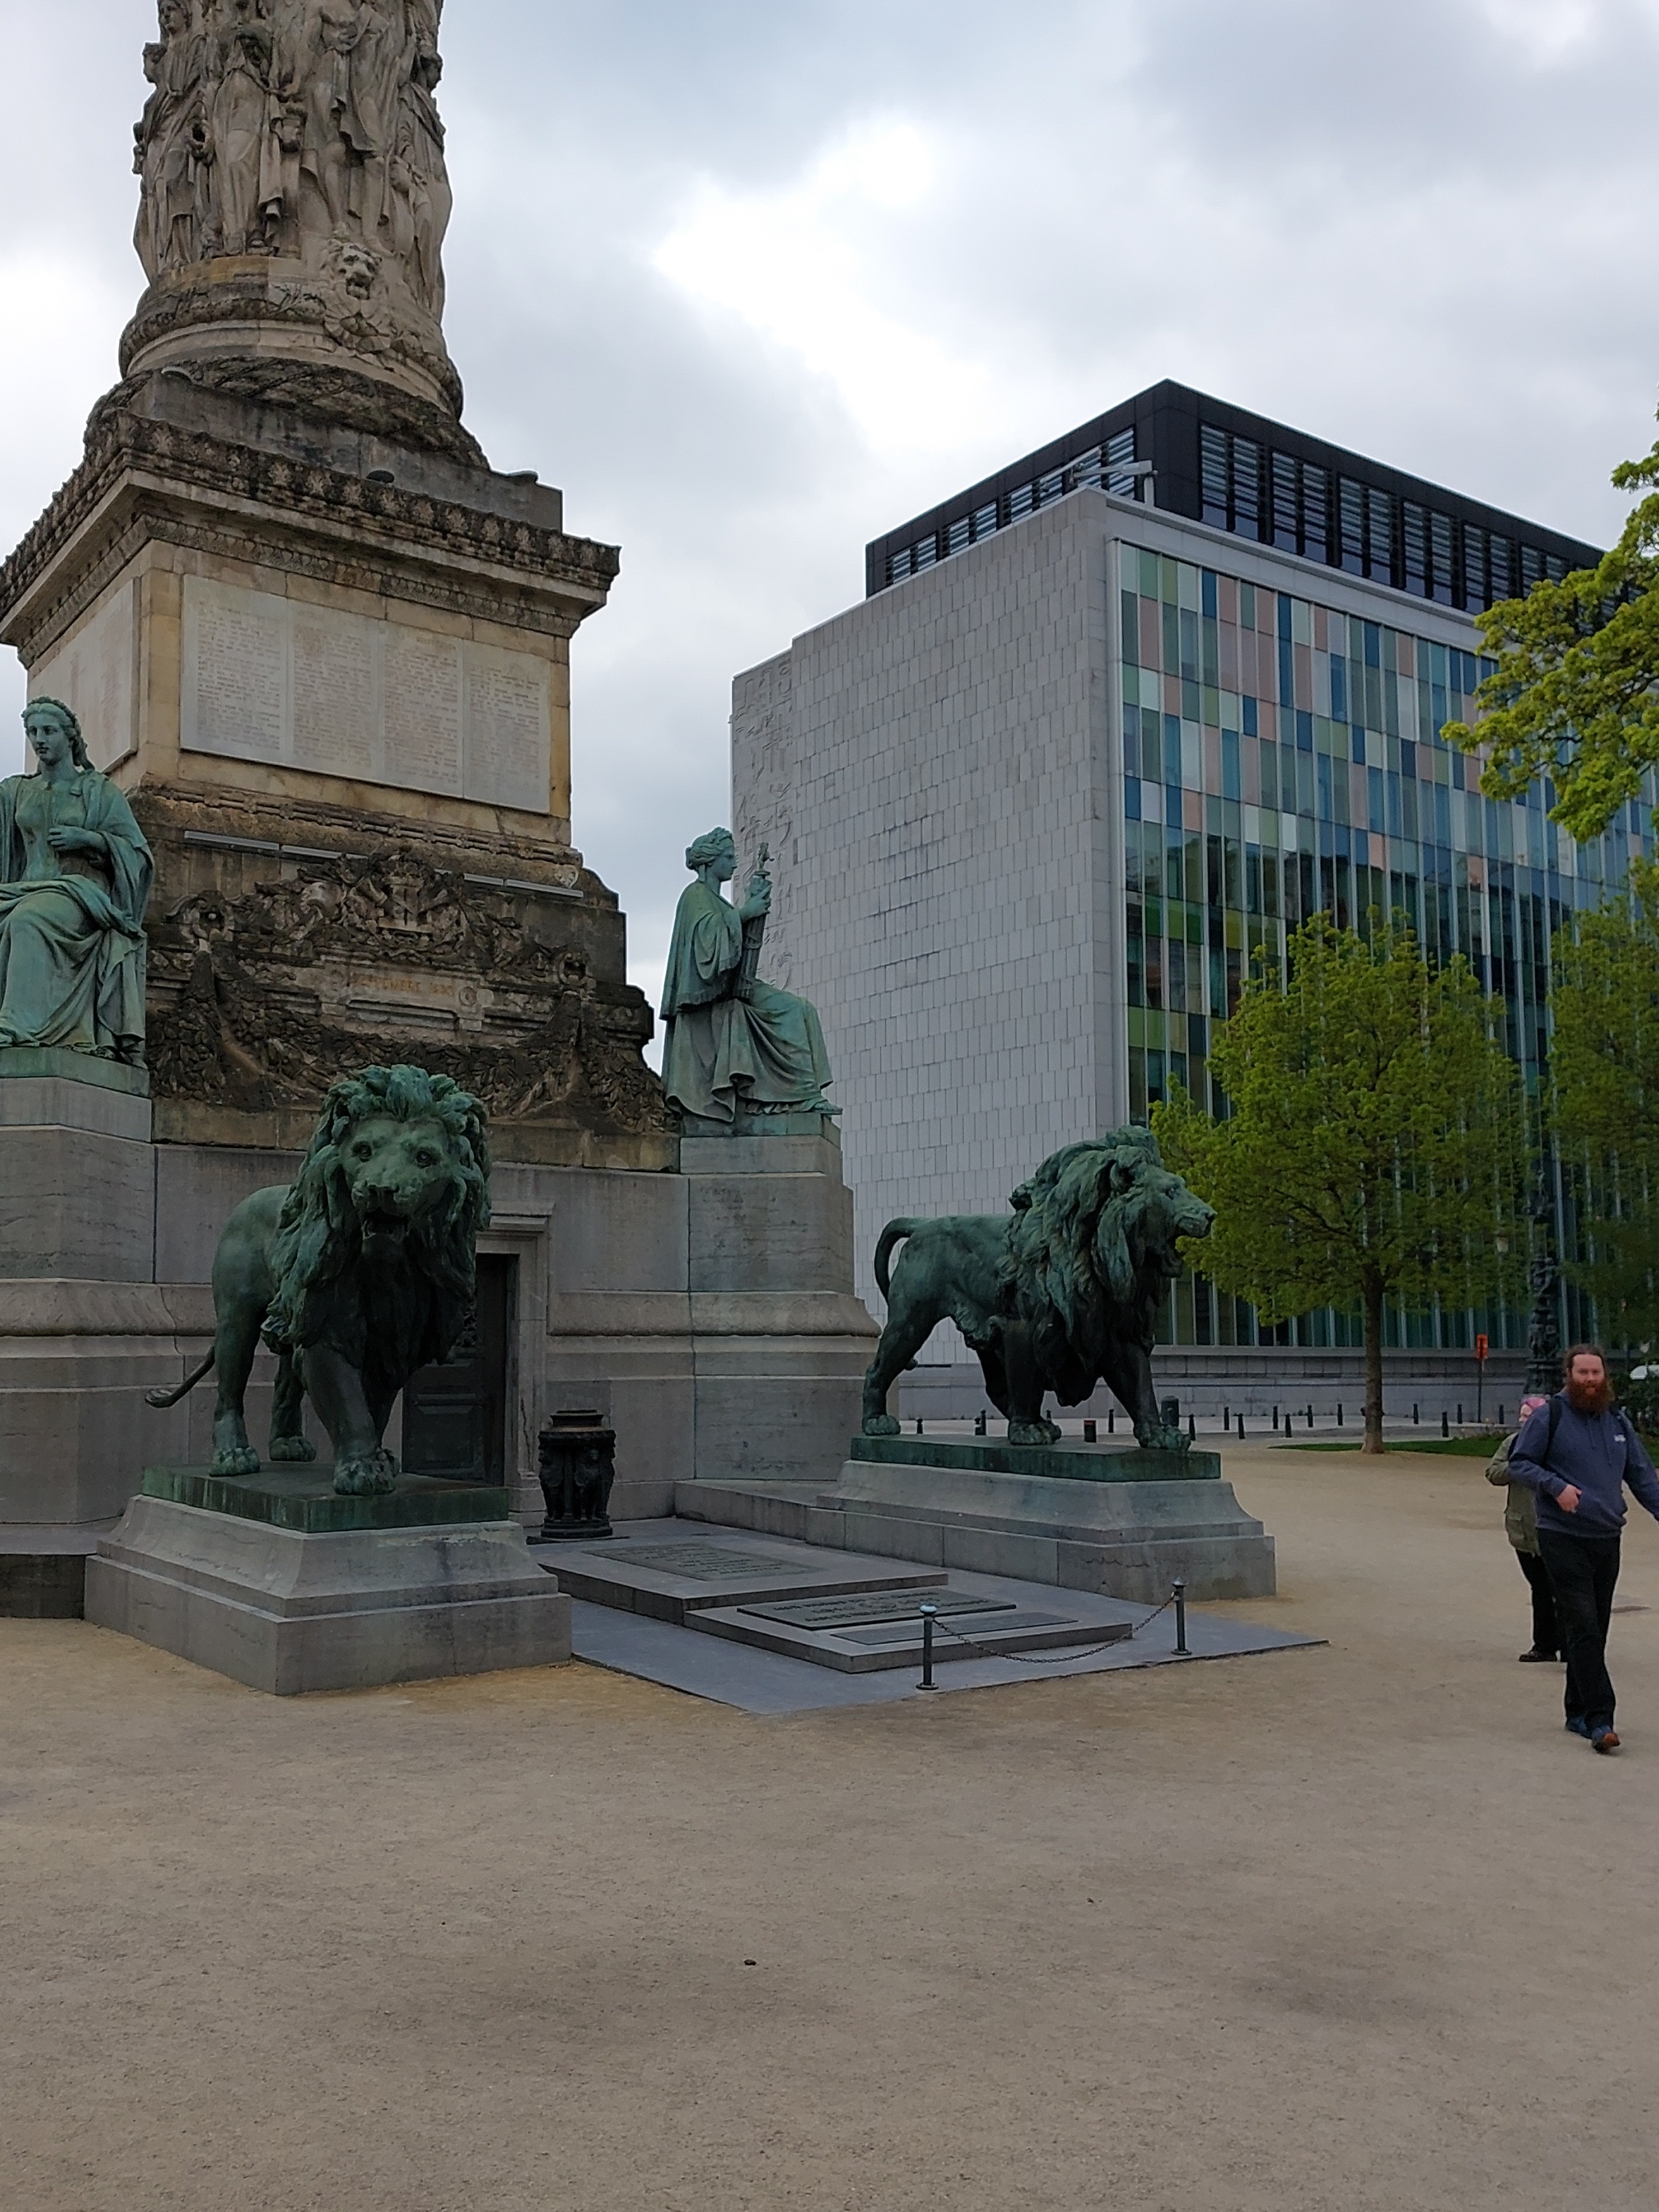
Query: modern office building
732 382 1643 1411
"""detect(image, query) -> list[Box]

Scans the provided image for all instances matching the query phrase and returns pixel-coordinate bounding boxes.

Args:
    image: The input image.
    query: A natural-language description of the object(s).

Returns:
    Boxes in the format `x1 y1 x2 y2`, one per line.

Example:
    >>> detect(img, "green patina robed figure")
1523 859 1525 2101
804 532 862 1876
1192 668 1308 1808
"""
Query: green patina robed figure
660 827 834 1124
0 699 153 1063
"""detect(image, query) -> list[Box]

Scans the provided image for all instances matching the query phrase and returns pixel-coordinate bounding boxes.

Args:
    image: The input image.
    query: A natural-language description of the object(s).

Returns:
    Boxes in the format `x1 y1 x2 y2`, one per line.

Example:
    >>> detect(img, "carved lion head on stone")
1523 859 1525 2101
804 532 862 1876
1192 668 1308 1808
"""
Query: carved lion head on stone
262 1064 491 1390
1000 1129 1215 1388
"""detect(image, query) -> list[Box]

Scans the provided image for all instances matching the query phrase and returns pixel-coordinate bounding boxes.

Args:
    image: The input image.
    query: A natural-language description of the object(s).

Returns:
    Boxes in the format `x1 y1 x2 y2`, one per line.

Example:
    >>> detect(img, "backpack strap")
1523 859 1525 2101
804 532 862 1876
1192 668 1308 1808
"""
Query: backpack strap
1544 1393 1564 1466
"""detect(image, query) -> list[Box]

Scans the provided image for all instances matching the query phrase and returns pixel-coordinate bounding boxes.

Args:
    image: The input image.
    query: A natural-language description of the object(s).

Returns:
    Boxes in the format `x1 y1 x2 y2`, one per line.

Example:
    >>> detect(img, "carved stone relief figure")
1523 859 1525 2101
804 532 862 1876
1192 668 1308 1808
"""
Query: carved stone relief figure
208 0 277 258
130 0 454 318
132 1 211 279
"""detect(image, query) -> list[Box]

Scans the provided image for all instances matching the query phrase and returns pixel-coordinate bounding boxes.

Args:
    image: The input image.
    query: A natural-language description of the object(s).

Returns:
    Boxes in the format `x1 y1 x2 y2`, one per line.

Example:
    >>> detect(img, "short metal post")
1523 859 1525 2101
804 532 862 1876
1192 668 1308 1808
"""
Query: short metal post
1413 1402 1420 1425
1083 1417 1097 1442
918 1603 938 1691
915 1417 924 1435
1173 1579 1189 1656
1107 1407 1115 1435
1336 1403 1343 1428
1272 1407 1279 1431
1306 1406 1314 1430
1188 1413 1197 1443
1223 1404 1229 1428
1442 1409 1450 1438
1235 1412 1243 1440
974 1409 987 1436
1457 1403 1463 1426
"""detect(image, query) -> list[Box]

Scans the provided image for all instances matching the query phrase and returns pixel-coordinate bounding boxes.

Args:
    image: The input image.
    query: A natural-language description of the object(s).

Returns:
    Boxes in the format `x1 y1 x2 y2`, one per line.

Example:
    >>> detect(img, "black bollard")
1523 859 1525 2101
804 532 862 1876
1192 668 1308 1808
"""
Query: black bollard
1497 1404 1505 1427
1457 1403 1463 1426
1173 1579 1189 1656
918 1603 938 1691
974 1409 987 1437
1337 1404 1343 1428
1107 1407 1116 1434
1083 1417 1097 1442
1189 1413 1197 1442
915 1417 924 1435
1413 1402 1420 1424
1442 1409 1450 1438
1236 1412 1244 1440
1306 1406 1314 1430
1223 1404 1230 1428
1273 1407 1280 1431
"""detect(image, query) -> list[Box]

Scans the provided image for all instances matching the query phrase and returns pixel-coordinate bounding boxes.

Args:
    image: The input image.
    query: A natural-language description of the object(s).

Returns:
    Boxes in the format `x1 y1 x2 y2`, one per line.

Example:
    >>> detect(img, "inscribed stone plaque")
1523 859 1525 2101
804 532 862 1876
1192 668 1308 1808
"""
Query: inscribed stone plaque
180 578 555 812
463 646 550 812
293 604 379 779
184 582 287 763
835 1610 1072 1648
386 628 462 797
591 1543 799 1581
30 583 137 771
742 1590 1014 1630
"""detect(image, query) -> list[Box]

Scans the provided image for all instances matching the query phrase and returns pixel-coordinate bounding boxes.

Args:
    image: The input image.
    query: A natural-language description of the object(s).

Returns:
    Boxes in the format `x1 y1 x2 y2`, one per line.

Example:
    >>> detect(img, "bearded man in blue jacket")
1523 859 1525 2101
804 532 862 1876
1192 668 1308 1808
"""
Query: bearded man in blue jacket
1507 1344 1659 1754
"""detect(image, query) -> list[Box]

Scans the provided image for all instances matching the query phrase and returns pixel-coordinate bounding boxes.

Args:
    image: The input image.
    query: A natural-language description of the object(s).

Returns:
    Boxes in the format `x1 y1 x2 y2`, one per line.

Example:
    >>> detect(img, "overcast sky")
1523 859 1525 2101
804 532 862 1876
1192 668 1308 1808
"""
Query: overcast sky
1 0 1656 1031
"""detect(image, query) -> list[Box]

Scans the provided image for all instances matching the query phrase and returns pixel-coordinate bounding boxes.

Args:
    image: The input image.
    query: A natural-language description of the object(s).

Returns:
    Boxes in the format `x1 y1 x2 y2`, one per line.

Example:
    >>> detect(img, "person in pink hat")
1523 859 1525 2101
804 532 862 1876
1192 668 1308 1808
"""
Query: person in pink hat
1486 1393 1559 1664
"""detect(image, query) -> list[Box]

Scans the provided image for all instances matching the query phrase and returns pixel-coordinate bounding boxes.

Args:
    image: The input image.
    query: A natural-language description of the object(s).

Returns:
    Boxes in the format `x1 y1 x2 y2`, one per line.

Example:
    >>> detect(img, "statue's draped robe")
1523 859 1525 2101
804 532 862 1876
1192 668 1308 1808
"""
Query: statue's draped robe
659 881 832 1122
0 772 153 1059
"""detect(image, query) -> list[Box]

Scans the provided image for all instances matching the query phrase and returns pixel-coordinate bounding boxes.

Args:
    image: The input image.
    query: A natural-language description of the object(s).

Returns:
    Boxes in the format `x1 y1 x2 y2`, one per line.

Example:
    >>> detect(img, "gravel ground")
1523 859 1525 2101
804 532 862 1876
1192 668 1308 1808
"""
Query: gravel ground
4 1444 1658 2212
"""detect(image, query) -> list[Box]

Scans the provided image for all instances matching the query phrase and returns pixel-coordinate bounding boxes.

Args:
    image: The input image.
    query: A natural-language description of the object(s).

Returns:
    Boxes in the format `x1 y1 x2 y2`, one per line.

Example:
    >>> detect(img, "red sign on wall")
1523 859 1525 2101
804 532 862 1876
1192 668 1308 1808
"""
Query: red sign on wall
1475 1334 1489 1363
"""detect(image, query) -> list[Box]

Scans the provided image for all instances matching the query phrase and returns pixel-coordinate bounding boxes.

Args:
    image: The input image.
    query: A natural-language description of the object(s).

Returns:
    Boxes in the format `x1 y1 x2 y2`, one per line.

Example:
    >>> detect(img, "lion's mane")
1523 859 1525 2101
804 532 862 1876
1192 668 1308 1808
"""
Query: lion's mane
262 1066 491 1399
998 1129 1175 1404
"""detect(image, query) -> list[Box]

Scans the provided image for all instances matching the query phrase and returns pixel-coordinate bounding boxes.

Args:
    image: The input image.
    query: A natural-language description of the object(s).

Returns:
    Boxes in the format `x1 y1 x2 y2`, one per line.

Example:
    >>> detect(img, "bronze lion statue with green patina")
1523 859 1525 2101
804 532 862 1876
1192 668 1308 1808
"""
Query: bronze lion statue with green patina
862 1129 1214 1451
148 1066 491 1496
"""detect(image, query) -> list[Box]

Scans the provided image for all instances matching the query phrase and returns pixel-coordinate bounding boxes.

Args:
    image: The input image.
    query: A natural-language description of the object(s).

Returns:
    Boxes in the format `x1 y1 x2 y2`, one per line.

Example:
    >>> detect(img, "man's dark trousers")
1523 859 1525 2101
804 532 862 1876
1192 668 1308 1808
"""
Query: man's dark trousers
1536 1529 1621 1728
1517 1551 1560 1655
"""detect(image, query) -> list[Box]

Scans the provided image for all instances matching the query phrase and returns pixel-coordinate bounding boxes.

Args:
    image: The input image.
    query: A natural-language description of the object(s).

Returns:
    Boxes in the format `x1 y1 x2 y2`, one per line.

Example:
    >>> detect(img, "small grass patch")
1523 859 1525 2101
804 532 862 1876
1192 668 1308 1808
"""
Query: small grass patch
1278 1435 1499 1457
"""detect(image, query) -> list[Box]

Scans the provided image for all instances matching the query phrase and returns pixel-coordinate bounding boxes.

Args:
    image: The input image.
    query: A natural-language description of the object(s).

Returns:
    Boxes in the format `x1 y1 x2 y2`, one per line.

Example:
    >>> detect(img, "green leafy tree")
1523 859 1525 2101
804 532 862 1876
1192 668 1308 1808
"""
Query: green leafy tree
1446 421 1659 839
1154 920 1527 1455
1549 859 1659 1345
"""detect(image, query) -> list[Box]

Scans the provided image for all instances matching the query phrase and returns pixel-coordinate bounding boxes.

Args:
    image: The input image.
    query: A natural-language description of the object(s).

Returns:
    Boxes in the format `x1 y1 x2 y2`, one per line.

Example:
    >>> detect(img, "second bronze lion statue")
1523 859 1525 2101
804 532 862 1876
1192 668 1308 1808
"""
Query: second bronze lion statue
862 1129 1213 1450
148 1065 491 1496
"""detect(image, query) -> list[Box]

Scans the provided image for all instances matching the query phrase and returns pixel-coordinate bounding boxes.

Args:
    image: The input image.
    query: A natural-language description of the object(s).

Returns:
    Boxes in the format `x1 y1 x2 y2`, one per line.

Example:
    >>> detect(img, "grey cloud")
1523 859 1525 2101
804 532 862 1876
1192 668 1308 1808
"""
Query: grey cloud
1 0 1656 1030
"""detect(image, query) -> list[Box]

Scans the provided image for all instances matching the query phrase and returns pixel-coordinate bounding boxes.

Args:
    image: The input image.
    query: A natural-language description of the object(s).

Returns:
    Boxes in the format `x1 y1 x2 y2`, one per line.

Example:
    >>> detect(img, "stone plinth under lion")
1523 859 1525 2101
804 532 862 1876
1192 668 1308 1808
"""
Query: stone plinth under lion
836 1131 1275 1602
85 1065 570 1693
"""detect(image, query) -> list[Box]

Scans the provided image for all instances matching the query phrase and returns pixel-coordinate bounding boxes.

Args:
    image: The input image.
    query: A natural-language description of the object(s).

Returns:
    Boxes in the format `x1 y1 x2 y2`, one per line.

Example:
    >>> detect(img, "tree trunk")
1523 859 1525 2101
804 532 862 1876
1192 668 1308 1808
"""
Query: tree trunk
1361 1272 1386 1455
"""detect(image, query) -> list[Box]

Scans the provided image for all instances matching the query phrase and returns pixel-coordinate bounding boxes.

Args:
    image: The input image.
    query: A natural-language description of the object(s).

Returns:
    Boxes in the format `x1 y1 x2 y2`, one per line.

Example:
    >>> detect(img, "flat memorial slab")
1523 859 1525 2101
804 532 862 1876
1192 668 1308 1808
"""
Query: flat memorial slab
141 1466 512 1535
688 1588 1131 1673
548 1521 945 1624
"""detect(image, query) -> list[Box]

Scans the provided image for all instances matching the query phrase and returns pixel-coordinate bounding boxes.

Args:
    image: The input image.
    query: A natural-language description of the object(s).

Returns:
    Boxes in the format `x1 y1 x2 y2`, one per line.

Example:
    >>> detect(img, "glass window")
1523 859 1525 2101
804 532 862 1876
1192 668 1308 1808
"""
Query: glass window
1201 424 1229 529
1271 451 1299 552
1368 489 1394 584
1402 503 1427 594
1303 463 1328 561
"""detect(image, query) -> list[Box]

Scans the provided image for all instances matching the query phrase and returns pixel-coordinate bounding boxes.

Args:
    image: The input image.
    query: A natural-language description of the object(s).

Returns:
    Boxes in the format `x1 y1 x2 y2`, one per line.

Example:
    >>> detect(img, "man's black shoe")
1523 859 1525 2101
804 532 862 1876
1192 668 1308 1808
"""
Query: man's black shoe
1519 1647 1560 1662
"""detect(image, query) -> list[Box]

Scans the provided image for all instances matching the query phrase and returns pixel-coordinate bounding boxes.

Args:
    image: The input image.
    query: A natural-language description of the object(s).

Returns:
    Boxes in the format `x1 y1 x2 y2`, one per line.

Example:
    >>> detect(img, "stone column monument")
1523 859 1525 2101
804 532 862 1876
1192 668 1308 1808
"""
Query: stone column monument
0 6 875 1614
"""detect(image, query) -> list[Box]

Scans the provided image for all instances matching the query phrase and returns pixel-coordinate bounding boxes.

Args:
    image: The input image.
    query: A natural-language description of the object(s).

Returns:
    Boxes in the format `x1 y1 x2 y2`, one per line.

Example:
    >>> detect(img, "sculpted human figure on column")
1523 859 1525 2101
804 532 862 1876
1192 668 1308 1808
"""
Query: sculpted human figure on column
659 830 836 1126
132 0 211 279
0 703 153 1066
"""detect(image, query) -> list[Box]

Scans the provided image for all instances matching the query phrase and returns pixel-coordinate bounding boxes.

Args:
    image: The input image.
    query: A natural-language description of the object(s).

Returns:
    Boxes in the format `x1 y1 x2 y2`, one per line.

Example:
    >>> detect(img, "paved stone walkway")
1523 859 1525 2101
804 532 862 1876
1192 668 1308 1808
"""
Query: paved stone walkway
4 1443 1657 2211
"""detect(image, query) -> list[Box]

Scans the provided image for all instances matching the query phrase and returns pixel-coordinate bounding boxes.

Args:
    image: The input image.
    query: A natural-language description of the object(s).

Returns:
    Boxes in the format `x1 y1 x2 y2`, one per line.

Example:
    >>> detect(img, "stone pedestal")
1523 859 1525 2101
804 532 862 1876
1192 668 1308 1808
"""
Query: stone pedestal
85 1470 571 1695
677 1433 1276 1603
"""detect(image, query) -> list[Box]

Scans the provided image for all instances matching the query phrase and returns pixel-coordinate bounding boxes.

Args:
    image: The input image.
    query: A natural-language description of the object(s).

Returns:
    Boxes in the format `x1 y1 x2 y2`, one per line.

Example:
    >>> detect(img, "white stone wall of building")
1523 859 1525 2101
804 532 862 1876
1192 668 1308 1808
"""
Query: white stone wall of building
733 498 1120 1328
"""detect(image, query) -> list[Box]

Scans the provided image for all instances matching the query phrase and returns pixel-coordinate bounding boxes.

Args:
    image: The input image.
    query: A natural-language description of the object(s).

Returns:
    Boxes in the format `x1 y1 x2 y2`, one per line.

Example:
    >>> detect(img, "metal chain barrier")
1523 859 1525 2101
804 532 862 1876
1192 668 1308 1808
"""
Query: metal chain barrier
915 1581 1190 1687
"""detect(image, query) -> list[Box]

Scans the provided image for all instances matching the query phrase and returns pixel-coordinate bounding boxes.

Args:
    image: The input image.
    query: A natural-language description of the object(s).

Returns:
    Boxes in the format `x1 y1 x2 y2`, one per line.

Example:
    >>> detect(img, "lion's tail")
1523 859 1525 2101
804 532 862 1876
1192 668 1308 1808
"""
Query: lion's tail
144 1348 215 1411
873 1219 922 1304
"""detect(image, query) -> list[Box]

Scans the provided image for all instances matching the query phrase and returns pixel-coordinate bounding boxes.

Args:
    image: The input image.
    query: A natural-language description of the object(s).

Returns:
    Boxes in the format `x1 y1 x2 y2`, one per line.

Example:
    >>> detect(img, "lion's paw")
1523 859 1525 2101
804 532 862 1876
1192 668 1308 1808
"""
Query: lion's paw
333 1450 399 1498
268 1435 318 1464
1008 1420 1055 1447
211 1446 261 1478
861 1414 902 1437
